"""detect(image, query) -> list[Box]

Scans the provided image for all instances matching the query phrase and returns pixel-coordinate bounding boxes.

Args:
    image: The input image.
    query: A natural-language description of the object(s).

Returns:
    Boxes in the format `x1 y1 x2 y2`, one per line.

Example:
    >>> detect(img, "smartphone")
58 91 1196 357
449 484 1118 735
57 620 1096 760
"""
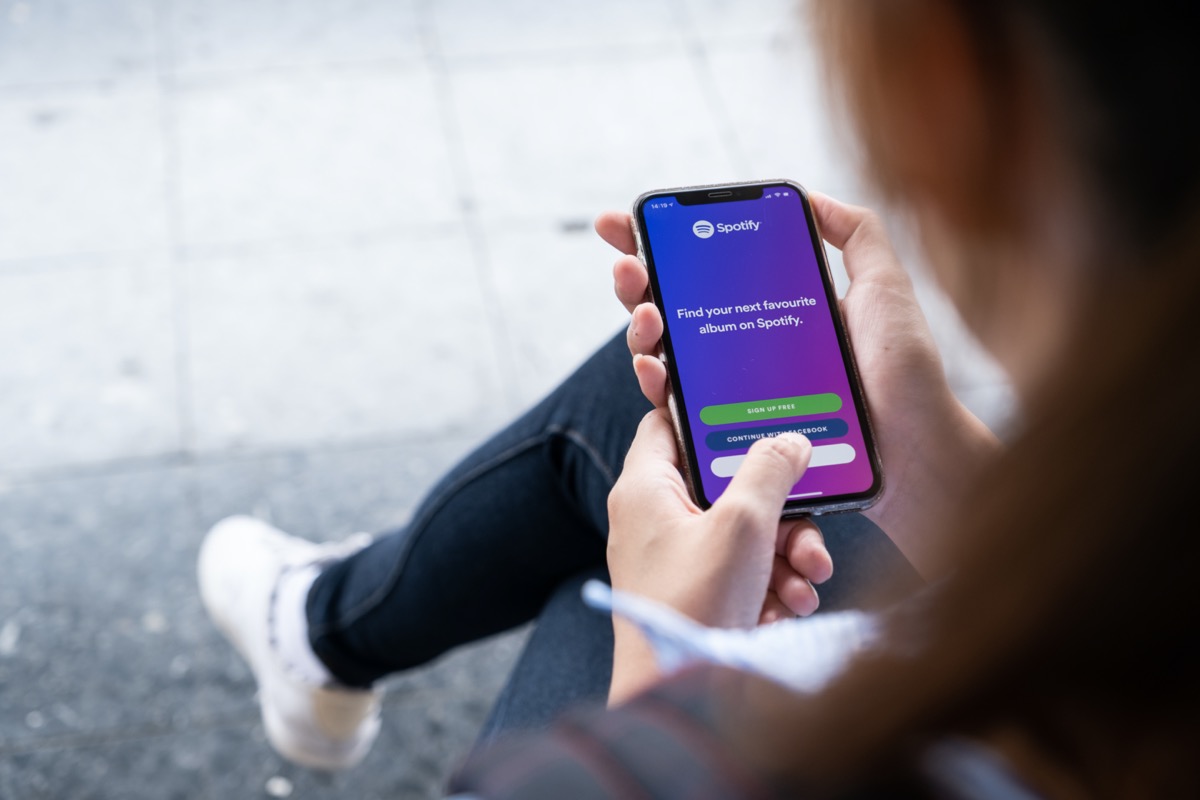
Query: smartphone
632 180 882 516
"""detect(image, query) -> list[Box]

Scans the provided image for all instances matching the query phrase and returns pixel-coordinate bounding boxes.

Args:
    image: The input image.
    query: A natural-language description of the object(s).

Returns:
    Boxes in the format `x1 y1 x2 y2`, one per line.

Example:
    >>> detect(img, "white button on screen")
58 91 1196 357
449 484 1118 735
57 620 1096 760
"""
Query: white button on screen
710 443 856 478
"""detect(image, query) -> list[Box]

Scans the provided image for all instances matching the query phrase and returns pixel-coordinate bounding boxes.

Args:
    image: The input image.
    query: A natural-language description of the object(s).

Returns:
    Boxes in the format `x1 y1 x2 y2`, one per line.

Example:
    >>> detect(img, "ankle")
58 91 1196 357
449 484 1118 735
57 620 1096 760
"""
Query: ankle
273 564 337 687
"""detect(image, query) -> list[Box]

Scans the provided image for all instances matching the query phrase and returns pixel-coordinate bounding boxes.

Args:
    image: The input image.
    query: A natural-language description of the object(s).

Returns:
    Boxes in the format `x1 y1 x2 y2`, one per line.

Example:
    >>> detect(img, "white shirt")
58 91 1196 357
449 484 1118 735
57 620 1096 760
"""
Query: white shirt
581 579 880 694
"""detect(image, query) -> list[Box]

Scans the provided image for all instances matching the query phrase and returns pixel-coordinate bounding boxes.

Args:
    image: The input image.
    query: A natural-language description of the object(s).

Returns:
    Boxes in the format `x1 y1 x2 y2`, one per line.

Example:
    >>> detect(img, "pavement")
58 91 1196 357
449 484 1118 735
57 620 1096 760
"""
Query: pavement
0 1 1013 798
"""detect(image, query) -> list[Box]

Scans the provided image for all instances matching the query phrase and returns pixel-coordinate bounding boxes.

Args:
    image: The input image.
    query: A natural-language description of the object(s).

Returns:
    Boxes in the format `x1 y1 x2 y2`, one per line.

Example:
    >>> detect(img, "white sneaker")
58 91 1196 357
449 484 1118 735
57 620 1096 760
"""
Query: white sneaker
198 515 383 771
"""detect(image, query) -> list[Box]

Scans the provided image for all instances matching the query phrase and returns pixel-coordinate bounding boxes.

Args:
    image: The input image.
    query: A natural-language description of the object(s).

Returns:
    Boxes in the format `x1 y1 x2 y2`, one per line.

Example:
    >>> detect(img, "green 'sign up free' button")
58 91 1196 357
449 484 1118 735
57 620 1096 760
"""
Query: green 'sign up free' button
699 393 842 426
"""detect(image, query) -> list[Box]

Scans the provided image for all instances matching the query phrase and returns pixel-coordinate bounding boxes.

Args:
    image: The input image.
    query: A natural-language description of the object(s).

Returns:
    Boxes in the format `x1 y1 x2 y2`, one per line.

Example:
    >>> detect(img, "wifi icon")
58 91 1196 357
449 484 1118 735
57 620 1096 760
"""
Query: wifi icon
692 220 715 239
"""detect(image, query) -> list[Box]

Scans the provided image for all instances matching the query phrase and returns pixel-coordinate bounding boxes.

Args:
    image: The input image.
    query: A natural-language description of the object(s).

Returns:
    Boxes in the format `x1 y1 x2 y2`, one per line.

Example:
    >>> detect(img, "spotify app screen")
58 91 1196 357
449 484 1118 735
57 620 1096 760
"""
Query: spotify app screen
641 188 876 505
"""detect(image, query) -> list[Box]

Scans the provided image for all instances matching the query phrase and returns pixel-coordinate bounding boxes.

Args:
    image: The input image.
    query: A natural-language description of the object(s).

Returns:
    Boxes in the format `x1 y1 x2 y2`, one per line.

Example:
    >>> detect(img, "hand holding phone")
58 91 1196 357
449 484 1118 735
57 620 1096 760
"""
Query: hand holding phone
630 180 883 517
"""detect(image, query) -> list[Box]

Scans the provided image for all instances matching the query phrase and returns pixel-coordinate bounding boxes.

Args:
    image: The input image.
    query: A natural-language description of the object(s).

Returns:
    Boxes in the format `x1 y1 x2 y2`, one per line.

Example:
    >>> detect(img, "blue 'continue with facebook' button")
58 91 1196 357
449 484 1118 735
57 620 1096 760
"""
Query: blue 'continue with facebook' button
705 418 849 451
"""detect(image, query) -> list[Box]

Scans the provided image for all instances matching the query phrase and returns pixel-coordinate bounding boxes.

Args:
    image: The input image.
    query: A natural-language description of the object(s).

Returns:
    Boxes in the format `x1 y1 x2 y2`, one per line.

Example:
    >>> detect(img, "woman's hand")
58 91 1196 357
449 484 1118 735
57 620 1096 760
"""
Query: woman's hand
810 194 1000 575
605 409 832 703
596 194 1001 578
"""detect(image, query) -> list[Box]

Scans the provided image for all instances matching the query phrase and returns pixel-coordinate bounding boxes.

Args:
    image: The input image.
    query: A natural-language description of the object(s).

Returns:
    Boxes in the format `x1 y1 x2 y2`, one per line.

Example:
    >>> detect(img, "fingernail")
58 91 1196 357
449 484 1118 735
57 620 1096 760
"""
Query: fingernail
776 432 809 447
806 588 820 615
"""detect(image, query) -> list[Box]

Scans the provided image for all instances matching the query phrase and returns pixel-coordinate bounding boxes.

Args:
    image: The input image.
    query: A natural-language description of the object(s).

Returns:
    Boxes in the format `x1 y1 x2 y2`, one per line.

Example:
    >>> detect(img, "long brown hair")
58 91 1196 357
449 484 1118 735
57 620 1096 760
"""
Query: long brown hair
722 2 1200 796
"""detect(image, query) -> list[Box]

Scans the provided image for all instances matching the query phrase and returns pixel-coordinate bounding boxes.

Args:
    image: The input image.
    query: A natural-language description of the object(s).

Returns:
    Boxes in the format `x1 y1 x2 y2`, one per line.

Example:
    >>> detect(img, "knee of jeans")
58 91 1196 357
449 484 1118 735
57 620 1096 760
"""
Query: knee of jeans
543 428 616 531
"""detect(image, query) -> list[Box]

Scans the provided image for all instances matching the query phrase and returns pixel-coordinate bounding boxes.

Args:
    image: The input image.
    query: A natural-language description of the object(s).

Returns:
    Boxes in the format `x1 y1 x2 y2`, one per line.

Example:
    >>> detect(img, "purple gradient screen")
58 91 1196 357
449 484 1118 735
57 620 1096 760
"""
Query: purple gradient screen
641 188 877 507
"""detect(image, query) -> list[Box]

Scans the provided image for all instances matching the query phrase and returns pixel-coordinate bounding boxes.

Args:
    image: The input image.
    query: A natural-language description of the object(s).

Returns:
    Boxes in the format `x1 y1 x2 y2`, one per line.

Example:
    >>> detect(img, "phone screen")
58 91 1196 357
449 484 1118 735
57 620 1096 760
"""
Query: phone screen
636 182 881 513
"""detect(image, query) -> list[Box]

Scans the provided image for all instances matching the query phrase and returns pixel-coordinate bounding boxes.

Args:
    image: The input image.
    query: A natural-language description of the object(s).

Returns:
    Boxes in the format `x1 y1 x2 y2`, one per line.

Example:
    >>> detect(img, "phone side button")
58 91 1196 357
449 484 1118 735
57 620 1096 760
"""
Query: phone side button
710 443 856 478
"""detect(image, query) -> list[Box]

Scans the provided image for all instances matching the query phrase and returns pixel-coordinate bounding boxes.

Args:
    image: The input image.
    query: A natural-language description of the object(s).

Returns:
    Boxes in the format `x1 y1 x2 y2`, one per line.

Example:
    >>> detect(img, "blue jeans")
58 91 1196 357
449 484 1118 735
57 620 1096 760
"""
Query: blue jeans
306 332 918 741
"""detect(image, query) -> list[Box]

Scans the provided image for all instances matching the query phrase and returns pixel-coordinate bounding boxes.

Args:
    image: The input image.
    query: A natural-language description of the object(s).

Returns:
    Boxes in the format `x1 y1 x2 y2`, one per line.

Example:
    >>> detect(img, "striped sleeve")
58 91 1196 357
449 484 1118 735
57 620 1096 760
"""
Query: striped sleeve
447 664 783 800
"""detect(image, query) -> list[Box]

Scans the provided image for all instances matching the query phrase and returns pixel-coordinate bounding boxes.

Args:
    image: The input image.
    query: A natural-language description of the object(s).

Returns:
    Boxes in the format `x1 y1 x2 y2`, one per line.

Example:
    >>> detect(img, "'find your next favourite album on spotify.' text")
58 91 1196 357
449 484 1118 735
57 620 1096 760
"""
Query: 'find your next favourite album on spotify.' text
674 297 818 335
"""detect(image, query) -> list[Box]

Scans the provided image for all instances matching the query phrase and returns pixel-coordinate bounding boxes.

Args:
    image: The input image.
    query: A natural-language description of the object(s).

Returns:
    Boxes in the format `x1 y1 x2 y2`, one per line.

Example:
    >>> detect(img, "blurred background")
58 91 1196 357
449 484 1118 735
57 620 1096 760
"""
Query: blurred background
0 0 1011 797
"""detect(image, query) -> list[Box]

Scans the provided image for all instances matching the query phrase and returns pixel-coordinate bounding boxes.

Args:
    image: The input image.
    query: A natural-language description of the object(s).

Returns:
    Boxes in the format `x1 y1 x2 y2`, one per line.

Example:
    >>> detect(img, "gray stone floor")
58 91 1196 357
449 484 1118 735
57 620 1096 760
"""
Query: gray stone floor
0 1 1011 798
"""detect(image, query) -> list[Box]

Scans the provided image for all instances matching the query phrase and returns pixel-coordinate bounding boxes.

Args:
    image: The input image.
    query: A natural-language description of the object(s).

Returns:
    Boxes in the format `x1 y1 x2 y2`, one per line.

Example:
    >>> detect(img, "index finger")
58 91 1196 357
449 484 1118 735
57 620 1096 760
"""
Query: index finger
621 408 683 479
808 192 906 285
595 211 637 255
808 191 877 251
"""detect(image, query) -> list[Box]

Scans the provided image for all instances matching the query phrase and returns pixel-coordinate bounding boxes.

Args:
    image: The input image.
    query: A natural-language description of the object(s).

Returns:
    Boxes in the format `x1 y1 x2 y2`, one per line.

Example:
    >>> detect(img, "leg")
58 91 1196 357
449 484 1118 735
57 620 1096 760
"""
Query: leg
199 331 918 770
813 512 922 612
473 566 615 750
307 331 651 687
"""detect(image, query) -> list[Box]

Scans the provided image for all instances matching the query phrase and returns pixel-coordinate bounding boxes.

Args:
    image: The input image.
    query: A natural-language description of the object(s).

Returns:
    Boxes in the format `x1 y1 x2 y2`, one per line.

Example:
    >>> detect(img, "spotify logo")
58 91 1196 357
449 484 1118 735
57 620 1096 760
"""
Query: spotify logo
692 220 715 238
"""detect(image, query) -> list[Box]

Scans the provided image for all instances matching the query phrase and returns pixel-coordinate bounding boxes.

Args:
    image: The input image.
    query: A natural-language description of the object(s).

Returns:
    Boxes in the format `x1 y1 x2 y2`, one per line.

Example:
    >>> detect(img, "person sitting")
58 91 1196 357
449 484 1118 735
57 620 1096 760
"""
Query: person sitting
200 0 1200 795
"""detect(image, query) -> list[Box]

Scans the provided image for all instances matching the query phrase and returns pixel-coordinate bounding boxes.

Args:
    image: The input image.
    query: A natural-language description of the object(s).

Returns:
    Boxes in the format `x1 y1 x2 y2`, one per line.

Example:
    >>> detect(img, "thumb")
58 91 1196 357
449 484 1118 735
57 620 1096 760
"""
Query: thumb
715 433 812 524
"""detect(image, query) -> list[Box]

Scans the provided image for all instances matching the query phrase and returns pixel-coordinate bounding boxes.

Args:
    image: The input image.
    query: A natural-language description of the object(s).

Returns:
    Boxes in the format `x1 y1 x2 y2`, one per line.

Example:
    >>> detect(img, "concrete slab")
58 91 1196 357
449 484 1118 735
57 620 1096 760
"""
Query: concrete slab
447 51 740 225
681 0 807 46
0 253 179 477
0 84 168 261
184 234 508 453
432 0 684 59
481 221 628 407
165 0 424 76
173 64 459 247
0 0 156 87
